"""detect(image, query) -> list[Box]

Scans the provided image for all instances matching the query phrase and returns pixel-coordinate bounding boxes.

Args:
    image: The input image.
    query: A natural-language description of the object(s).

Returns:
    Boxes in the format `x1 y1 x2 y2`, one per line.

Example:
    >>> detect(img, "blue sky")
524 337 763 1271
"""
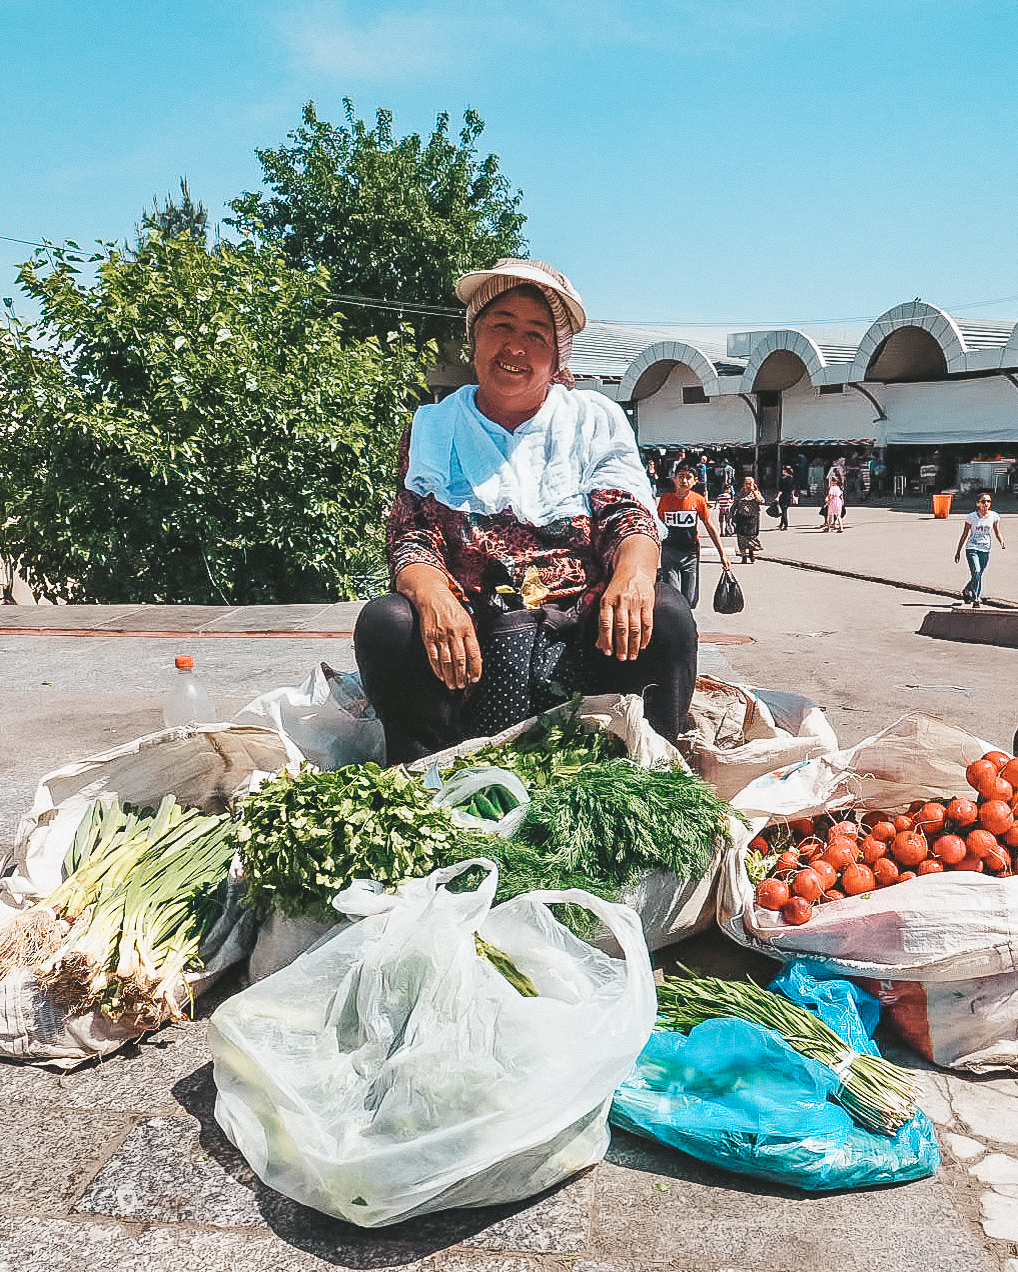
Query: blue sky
3 0 1017 331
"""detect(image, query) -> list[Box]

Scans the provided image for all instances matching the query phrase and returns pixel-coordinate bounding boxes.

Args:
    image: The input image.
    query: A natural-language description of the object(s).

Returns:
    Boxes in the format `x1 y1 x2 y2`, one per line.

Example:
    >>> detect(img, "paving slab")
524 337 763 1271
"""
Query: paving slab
0 605 144 630
0 1106 136 1218
201 605 335 632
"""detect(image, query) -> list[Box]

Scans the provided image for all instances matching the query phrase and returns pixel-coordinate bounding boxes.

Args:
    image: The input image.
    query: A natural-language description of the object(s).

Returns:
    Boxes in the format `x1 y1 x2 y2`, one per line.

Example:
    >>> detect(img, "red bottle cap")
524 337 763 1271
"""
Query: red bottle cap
174 655 194 670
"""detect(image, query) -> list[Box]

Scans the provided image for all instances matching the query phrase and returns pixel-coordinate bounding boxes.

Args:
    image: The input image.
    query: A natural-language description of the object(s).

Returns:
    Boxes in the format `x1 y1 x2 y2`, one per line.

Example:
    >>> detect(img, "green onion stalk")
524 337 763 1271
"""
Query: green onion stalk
657 972 923 1137
30 797 236 1030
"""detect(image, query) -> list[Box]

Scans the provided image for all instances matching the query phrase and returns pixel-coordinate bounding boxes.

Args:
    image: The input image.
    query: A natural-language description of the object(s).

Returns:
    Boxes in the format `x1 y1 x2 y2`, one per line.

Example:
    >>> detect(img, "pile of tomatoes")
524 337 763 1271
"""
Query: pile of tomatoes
751 748 1018 926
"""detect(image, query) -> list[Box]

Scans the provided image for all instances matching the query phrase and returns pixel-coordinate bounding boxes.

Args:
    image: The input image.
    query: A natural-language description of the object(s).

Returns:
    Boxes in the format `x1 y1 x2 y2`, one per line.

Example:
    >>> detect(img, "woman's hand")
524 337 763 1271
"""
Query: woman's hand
395 564 482 690
598 534 659 662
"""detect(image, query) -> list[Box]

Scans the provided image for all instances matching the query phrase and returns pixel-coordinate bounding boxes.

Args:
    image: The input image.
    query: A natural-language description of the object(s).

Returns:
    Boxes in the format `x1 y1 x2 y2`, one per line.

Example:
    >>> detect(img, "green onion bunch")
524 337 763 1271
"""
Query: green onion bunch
657 972 923 1137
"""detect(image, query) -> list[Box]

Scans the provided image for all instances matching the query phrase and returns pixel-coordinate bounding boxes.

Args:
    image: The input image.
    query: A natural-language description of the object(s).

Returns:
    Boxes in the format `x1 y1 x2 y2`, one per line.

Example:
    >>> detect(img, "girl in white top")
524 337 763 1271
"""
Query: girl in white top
954 492 1006 607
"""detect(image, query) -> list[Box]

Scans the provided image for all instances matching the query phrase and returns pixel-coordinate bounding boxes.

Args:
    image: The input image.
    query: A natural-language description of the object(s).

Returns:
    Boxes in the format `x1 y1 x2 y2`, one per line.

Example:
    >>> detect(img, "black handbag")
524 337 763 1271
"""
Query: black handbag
713 568 745 615
464 602 586 737
766 501 781 518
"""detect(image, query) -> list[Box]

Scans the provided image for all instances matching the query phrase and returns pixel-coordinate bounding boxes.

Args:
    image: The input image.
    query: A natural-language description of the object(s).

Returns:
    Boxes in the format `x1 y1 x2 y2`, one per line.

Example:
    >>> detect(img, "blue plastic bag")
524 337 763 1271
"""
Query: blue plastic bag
610 963 940 1192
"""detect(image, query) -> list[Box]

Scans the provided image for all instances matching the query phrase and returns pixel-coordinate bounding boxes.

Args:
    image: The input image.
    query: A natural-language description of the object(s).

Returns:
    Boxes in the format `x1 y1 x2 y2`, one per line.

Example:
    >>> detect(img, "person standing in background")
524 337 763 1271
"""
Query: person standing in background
715 479 735 536
732 475 765 564
658 467 731 608
777 465 797 531
955 491 1006 608
824 474 845 532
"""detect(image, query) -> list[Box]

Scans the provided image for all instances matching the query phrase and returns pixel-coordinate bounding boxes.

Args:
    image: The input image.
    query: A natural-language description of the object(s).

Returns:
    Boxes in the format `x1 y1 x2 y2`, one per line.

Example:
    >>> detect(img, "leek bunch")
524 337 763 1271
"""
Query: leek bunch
16 795 236 1029
657 972 923 1137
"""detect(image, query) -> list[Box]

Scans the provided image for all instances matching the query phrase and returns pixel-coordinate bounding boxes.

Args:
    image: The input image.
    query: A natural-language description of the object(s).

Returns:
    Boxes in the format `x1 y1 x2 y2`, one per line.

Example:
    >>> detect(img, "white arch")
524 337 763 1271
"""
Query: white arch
850 301 968 380
619 340 721 402
739 329 828 393
1001 322 1018 369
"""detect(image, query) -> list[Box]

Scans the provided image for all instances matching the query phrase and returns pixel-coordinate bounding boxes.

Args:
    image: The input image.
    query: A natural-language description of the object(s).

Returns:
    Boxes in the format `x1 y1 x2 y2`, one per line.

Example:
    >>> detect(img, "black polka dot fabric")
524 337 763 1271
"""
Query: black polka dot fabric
465 607 587 737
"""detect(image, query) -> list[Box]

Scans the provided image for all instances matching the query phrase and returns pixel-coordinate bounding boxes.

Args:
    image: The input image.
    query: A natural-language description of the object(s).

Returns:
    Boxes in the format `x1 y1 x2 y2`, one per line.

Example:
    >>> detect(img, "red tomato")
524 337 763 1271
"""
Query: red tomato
773 850 801 878
893 814 914 832
954 855 984 872
978 775 1014 803
861 810 889 830
984 845 1010 873
892 831 929 867
918 859 945 875
873 857 900 887
1000 758 1018 788
792 868 825 902
782 897 814 925
983 750 1011 771
967 758 999 791
979 799 1014 836
907 799 926 815
860 834 889 865
756 878 790 910
946 797 978 828
828 820 859 838
822 842 858 872
916 803 947 835
1004 824 1018 849
898 870 918 881
788 817 815 839
798 838 825 864
820 888 846 903
966 828 999 860
841 862 876 895
748 835 771 855
811 859 838 891
934 833 967 865
870 820 897 843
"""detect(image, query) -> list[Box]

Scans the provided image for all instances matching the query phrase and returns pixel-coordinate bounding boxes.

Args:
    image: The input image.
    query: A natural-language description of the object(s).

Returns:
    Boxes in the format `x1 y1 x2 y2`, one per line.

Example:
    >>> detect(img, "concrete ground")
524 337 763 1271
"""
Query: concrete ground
3 525 1018 1272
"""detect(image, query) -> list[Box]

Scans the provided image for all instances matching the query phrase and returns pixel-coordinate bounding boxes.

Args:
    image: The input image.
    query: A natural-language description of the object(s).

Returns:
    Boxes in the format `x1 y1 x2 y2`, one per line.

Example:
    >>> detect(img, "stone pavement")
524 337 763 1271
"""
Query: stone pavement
753 497 1018 607
3 568 1018 1270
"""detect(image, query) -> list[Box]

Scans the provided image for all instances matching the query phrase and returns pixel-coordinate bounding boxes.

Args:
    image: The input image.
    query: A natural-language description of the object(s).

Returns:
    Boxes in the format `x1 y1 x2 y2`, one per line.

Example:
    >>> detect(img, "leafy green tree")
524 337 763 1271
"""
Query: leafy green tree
3 232 429 604
229 100 527 346
136 177 208 247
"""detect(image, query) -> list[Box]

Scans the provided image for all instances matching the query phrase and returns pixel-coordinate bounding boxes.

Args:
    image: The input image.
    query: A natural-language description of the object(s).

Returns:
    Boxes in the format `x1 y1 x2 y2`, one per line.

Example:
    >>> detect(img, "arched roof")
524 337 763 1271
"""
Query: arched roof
850 302 968 381
739 329 829 393
618 340 721 402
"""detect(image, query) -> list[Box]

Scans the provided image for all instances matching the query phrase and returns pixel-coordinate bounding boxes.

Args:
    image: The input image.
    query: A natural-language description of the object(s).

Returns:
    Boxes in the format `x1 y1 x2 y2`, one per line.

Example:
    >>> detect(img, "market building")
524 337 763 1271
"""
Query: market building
565 301 1018 496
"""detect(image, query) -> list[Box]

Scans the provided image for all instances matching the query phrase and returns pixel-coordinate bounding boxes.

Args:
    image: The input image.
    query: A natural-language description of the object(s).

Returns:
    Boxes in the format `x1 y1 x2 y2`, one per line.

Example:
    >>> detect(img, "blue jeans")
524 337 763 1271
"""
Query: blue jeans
966 548 990 599
661 545 700 609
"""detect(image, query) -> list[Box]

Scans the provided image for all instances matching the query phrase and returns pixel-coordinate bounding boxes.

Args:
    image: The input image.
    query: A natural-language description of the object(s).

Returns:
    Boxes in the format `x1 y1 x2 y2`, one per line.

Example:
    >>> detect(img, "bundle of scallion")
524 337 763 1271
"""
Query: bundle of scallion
657 972 923 1137
2 794 236 1030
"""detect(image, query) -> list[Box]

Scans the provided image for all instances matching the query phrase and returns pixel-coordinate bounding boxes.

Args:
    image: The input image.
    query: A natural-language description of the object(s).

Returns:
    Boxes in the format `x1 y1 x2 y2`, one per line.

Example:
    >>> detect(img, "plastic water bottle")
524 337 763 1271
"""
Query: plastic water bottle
163 655 217 727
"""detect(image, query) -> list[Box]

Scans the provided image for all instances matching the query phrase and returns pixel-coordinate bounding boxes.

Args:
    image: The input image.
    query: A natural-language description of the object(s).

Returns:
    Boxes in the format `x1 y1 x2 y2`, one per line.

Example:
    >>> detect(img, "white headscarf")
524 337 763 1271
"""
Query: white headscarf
406 384 662 534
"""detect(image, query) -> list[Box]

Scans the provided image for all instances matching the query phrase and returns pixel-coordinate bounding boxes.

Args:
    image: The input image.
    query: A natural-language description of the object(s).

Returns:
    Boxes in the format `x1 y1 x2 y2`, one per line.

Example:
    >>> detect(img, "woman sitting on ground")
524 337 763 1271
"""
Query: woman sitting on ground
354 258 697 765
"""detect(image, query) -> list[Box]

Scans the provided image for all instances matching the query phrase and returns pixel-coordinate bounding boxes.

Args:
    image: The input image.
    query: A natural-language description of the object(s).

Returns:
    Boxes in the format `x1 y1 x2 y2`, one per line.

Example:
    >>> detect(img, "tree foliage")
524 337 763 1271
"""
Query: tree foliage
228 100 527 346
2 232 429 604
135 177 209 248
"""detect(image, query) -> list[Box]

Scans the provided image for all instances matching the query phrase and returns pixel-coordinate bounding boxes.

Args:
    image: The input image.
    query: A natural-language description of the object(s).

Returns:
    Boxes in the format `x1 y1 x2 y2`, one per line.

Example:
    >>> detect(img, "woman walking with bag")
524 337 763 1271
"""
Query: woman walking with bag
733 476 765 563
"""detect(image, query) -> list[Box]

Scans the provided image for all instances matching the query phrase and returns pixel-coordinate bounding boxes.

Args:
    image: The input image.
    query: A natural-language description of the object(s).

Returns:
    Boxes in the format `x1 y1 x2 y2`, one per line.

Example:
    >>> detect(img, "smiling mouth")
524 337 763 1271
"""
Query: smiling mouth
497 359 529 374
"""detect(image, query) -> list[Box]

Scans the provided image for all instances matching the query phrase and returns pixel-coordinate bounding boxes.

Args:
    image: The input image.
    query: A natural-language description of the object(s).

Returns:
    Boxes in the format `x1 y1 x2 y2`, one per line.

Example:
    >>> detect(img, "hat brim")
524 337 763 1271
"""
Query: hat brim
455 264 587 333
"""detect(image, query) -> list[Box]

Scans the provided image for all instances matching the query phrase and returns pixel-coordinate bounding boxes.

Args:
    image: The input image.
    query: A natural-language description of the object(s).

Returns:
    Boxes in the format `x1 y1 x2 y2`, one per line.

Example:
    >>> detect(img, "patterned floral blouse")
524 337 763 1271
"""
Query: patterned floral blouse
387 427 659 614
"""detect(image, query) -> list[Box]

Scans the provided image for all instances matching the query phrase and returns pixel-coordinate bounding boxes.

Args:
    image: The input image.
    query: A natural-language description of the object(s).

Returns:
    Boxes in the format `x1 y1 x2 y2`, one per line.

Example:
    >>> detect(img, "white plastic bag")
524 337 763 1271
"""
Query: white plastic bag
717 713 1018 1072
210 859 656 1227
678 677 838 801
232 664 384 770
0 723 290 1065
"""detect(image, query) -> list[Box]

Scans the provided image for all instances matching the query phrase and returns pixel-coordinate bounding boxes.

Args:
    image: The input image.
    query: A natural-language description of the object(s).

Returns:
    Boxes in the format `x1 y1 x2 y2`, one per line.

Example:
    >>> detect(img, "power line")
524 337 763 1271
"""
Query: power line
3 231 1017 325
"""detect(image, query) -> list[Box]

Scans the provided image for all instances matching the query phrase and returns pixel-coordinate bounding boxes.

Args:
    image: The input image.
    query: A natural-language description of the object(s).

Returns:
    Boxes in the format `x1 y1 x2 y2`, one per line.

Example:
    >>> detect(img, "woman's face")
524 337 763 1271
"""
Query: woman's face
472 290 557 420
742 477 754 492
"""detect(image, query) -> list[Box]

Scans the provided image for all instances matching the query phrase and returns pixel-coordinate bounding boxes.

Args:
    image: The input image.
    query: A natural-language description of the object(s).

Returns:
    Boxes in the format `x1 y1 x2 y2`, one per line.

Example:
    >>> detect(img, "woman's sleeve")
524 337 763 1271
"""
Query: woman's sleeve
386 427 456 586
590 488 661 564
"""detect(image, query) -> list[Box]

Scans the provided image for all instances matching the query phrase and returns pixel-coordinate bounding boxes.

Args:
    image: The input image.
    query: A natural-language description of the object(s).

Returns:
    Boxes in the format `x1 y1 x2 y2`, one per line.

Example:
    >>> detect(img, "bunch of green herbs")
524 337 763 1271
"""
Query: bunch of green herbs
236 763 458 924
442 695 625 789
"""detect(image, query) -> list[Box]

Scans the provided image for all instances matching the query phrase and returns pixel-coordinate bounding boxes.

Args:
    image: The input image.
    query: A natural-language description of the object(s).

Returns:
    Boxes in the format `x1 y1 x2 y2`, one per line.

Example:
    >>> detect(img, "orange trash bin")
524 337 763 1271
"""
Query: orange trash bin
932 494 953 518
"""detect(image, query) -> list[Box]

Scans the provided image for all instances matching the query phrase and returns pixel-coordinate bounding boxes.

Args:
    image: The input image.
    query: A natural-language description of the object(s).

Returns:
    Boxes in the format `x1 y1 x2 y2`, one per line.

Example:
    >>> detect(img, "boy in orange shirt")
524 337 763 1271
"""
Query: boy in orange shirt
657 467 731 609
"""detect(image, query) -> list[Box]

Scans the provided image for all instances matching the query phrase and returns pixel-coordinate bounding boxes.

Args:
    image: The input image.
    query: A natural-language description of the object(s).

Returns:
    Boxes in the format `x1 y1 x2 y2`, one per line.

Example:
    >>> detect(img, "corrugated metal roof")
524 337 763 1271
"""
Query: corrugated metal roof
569 320 745 378
956 320 1015 350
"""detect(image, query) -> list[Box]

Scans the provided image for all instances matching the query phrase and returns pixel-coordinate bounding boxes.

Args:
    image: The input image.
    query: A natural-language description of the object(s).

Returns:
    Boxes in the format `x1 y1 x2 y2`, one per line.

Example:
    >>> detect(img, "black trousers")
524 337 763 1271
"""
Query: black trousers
354 583 698 766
